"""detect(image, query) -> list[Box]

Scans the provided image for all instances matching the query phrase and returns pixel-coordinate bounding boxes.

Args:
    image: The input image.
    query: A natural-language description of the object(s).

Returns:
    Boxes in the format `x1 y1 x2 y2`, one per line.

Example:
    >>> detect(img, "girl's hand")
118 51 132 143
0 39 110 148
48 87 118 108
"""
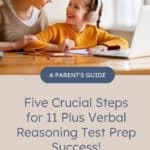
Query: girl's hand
88 45 108 54
65 38 75 50
58 43 68 52
56 39 75 52
13 35 38 50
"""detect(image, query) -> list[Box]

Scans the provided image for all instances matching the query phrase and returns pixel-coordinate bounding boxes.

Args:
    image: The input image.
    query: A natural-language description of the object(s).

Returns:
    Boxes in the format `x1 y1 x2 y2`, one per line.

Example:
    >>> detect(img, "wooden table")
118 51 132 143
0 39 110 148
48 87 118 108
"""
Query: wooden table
0 52 150 75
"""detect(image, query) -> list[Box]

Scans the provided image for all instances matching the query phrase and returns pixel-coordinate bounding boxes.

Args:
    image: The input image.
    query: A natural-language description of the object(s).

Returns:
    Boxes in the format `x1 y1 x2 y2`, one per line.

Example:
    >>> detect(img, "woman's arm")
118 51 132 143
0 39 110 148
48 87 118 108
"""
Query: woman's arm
0 42 17 51
0 35 37 51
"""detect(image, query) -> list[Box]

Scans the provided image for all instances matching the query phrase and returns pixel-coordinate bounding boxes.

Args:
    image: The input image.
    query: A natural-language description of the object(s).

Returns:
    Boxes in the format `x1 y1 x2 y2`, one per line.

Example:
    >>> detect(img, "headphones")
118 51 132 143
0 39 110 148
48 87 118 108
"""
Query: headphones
86 0 103 25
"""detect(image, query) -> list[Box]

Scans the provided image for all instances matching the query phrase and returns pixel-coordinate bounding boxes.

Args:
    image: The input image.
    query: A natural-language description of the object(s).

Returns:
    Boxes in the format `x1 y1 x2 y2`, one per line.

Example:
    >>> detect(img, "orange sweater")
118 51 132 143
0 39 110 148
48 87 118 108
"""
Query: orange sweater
25 23 128 51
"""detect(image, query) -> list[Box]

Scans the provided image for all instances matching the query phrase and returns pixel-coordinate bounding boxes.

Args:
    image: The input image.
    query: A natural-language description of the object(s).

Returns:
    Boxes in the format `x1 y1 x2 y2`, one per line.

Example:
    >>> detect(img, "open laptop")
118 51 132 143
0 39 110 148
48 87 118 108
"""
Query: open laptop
91 5 150 59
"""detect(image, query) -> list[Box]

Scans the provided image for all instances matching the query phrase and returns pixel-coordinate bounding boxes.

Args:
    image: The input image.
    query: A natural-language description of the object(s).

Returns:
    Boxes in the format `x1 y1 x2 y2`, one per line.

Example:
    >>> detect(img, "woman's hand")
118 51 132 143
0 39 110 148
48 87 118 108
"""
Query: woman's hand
0 35 37 51
13 35 38 50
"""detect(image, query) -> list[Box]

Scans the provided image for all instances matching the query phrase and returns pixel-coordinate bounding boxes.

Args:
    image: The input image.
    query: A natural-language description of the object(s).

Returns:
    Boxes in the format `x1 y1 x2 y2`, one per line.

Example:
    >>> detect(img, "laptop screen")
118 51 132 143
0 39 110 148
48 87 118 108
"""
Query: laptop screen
130 5 150 57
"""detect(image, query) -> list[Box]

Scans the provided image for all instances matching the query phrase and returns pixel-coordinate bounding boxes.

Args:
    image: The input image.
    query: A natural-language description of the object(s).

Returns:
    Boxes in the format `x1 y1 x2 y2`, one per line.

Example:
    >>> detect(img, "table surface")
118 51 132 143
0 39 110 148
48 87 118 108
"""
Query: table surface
0 52 150 75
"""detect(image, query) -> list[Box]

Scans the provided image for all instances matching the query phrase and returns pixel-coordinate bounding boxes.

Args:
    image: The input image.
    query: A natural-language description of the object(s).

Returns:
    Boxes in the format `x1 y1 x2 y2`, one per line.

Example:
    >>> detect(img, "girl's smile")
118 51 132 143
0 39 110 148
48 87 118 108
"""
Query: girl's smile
66 0 87 28
67 13 75 20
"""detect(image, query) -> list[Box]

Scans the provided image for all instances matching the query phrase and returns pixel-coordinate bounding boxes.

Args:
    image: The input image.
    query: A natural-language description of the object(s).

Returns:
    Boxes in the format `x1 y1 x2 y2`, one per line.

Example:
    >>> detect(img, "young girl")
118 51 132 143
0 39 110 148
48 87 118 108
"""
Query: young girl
25 0 128 52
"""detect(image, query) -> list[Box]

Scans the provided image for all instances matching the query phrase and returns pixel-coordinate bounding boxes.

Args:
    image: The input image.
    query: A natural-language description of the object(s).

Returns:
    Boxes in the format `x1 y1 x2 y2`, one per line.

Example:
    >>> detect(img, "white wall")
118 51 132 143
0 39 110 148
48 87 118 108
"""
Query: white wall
44 0 69 24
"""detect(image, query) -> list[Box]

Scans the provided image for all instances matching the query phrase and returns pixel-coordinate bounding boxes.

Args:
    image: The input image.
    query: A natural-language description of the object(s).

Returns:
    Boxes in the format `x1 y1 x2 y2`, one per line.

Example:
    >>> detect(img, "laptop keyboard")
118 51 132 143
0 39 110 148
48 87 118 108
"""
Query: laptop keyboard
92 48 131 57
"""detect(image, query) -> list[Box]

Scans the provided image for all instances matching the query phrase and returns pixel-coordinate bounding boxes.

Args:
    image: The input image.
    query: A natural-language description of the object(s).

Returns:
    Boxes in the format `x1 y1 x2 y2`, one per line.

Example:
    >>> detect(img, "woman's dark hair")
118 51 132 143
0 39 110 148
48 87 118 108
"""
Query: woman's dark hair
86 0 103 28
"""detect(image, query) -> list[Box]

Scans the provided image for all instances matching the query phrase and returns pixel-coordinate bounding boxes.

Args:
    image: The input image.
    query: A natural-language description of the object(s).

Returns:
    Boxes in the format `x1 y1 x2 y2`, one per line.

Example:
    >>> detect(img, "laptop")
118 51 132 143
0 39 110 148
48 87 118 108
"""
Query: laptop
91 5 150 59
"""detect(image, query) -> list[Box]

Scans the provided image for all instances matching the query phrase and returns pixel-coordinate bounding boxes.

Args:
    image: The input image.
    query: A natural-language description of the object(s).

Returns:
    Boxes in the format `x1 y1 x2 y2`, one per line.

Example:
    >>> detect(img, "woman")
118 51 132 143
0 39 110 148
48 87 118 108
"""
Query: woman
0 0 52 51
